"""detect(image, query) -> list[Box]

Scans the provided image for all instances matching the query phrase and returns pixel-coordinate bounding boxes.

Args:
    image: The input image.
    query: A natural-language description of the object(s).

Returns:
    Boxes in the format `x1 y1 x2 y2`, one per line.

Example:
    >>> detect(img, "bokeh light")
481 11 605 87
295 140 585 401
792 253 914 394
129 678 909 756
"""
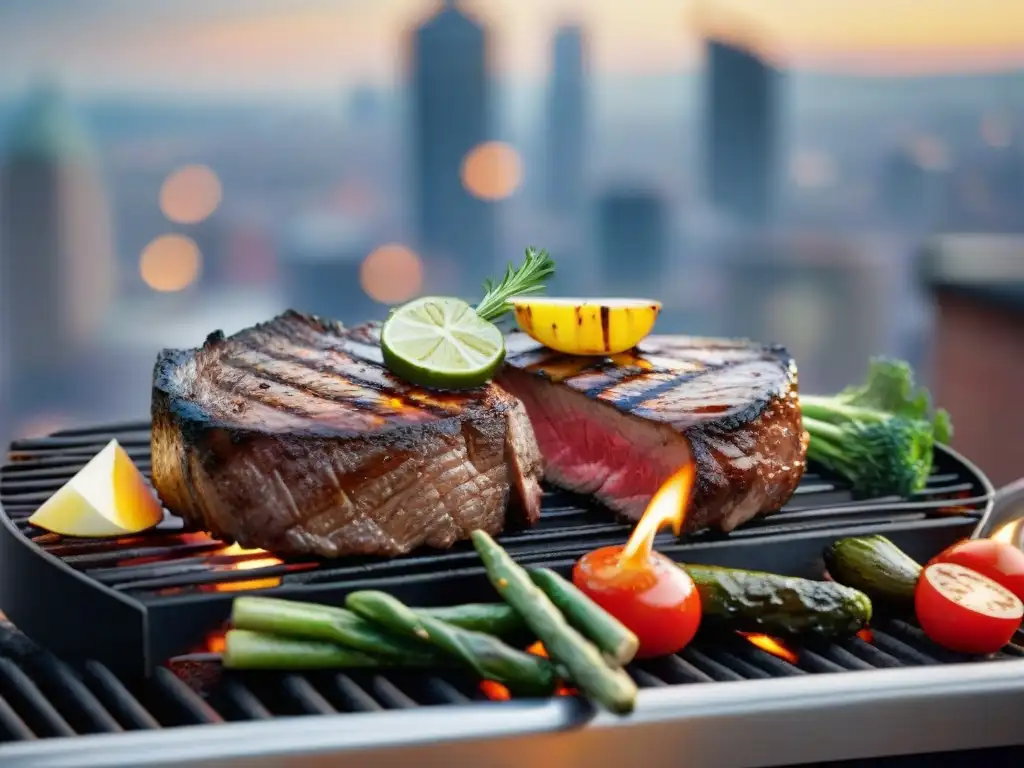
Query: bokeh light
908 135 951 171
16 413 72 440
979 114 1012 149
460 142 523 201
139 234 203 292
360 244 424 304
789 150 837 189
159 164 223 224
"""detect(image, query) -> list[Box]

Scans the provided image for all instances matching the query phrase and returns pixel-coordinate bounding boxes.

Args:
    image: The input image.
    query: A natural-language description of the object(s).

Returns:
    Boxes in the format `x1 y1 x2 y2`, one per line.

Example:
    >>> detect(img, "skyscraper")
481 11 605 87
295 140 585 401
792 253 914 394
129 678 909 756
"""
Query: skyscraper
595 189 667 295
278 211 383 324
545 24 586 217
702 39 778 226
410 0 494 294
0 85 115 439
879 147 928 229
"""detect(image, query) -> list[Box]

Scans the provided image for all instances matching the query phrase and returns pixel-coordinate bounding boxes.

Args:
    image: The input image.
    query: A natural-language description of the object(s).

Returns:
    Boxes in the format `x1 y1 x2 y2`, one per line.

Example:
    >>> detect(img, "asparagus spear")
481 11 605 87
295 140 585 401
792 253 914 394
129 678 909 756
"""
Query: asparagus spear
223 629 432 671
420 603 523 636
471 531 638 715
232 597 439 662
346 590 557 697
528 567 639 666
234 596 522 643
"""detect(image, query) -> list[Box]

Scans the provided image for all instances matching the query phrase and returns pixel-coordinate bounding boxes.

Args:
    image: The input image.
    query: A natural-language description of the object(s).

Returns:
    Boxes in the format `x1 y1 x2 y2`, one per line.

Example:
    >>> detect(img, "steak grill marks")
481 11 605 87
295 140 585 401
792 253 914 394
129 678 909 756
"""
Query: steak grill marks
209 318 453 429
149 312 544 559
505 337 791 427
499 333 805 531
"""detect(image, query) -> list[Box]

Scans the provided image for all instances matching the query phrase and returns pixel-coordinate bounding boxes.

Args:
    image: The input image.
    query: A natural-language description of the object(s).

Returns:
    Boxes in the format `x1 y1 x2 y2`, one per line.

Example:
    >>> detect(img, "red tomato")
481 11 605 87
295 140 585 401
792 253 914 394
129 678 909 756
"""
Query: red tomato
915 562 1023 655
573 545 701 659
929 539 1024 603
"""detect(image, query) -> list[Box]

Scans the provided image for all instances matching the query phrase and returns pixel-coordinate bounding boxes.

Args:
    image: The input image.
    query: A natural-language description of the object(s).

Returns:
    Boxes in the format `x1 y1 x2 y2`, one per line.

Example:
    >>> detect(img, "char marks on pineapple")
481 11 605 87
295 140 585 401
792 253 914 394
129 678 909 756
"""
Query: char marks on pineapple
498 333 808 533
151 311 543 559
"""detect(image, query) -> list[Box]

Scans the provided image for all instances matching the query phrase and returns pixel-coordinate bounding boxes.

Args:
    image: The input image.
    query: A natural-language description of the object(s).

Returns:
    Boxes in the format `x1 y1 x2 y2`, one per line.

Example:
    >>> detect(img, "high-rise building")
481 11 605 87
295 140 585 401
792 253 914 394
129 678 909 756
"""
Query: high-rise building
409 0 494 294
0 85 115 440
545 24 586 217
702 39 778 226
879 148 928 229
715 233 892 393
278 212 383 324
595 189 667 295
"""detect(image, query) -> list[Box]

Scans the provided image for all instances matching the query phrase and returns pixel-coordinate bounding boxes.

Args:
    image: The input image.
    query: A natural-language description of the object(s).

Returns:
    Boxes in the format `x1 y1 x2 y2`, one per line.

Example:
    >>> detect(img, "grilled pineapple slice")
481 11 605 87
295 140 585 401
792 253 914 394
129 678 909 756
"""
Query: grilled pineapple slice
511 297 661 356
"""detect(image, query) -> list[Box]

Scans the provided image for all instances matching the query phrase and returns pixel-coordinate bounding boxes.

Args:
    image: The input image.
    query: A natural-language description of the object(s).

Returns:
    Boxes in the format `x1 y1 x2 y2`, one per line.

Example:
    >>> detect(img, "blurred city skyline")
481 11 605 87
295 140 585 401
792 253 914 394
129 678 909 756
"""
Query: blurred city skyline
0 0 1022 452
3 0 1024 99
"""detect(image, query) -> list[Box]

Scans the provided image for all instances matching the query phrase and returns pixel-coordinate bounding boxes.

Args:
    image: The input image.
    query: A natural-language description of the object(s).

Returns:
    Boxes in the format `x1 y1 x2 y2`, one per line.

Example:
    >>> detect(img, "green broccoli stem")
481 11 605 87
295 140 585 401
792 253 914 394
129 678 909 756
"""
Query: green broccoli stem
801 416 846 443
802 416 859 474
799 396 888 426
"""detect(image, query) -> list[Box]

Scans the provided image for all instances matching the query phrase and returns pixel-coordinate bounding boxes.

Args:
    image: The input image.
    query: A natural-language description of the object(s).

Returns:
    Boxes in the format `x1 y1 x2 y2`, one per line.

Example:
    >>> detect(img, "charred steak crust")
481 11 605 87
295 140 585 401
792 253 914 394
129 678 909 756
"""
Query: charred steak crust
151 311 543 558
498 333 807 534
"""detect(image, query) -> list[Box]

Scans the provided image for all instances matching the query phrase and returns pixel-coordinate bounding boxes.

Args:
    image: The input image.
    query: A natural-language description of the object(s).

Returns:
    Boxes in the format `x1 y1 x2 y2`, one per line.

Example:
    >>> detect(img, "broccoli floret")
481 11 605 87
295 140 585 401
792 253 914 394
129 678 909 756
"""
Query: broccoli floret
834 358 953 443
803 416 933 498
800 359 952 498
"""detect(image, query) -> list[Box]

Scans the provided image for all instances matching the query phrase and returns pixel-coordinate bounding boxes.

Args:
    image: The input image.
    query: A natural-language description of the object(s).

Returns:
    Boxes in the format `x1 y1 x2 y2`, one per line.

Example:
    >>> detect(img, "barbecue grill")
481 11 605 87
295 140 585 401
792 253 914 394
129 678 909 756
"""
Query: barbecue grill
1 421 1023 768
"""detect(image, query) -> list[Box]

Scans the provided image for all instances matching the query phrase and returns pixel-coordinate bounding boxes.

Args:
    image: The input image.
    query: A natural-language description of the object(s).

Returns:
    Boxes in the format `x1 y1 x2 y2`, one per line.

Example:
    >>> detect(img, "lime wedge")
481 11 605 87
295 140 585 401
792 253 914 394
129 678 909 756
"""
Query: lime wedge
381 297 506 389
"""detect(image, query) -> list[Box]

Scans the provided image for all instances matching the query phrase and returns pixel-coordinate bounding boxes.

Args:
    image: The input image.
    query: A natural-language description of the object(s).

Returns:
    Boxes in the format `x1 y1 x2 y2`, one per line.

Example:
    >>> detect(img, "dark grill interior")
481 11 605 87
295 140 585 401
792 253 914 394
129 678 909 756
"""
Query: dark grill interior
0 421 994 675
0 420 1014 749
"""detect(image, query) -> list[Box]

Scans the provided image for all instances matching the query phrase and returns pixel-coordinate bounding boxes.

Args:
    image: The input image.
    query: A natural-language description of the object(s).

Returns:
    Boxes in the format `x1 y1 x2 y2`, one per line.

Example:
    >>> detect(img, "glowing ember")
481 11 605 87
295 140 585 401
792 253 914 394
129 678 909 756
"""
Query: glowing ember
478 642 576 700
857 628 874 643
205 630 227 654
217 542 277 559
479 680 512 701
619 463 696 569
739 632 799 664
208 542 285 592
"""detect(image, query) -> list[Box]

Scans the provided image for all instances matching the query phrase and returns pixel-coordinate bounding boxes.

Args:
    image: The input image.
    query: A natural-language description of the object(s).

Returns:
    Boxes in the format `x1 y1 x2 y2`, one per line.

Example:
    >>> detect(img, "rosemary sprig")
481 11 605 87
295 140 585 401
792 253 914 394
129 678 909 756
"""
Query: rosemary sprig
474 247 555 322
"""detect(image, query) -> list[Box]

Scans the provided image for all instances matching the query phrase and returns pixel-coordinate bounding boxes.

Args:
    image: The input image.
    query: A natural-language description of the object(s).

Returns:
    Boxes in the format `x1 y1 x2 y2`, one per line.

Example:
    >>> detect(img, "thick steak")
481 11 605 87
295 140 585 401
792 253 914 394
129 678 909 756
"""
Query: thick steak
498 334 808 533
151 311 543 558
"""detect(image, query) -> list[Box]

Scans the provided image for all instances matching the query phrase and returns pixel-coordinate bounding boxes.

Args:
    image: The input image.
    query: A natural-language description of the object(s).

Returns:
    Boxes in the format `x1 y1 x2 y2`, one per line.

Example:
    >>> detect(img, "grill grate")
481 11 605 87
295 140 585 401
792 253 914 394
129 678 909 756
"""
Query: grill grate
0 421 995 677
1 614 1022 746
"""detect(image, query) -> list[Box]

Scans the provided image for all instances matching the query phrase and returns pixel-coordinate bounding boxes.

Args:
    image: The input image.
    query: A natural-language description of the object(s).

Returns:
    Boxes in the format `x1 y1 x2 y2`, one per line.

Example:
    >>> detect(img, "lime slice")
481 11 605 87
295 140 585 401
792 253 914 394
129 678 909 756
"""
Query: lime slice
381 296 506 389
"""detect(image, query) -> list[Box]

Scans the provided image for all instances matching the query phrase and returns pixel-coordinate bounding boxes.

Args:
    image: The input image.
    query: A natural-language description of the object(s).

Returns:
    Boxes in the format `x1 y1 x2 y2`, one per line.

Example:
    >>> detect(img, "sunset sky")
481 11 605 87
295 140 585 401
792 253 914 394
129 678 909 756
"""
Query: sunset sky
1 0 1023 94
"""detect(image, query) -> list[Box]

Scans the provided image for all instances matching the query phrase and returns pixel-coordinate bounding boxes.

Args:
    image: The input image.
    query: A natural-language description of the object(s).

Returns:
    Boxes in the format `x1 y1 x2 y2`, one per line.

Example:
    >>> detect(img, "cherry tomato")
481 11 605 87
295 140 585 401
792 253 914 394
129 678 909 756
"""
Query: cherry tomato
573 545 701 659
929 539 1024 603
915 562 1023 655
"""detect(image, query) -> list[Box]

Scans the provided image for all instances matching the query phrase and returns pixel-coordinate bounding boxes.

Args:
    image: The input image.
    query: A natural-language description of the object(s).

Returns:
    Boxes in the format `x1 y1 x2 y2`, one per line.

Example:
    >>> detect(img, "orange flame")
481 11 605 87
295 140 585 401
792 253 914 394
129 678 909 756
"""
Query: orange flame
478 642 576 700
856 628 874 643
209 543 285 592
479 680 512 701
619 463 695 570
205 630 227 654
526 641 547 657
739 633 799 664
991 522 1019 545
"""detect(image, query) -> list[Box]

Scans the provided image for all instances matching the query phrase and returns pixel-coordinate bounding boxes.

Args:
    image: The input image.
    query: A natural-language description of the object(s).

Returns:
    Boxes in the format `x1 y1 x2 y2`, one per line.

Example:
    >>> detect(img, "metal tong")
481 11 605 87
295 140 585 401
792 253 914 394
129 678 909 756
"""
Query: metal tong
972 477 1024 548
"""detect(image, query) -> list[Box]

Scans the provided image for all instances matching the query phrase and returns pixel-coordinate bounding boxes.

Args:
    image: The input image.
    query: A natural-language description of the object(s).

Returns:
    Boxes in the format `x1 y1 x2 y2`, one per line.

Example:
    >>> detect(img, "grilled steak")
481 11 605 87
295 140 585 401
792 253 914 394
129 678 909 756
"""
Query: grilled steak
498 334 808 533
151 311 543 558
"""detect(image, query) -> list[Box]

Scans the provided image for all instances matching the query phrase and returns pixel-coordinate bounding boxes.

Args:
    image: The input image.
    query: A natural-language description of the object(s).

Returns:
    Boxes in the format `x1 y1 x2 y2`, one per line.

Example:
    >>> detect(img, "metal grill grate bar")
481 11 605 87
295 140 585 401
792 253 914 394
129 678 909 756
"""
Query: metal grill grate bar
2 479 982 598
0 619 1022 745
2 424 991 599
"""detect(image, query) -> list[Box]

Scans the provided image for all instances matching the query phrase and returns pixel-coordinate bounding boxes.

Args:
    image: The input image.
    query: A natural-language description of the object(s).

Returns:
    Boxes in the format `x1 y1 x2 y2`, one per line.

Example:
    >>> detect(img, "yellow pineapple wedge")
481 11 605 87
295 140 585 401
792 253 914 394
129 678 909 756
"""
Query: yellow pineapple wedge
27 439 164 537
511 297 661 356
